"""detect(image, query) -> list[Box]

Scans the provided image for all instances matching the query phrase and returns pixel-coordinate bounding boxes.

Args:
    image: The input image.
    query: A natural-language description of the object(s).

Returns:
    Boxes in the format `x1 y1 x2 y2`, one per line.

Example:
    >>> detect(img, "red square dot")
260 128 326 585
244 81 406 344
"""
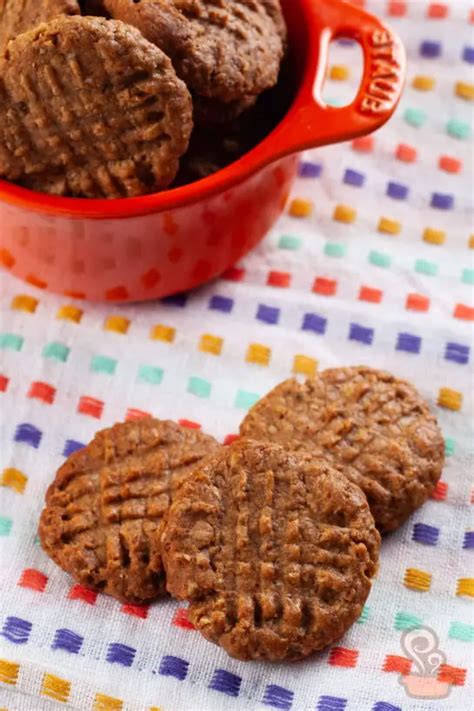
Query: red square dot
77 396 104 419
173 608 196 630
224 434 240 445
121 603 149 619
396 143 417 163
388 1 407 17
0 375 9 392
28 381 56 405
68 584 97 605
329 647 359 668
352 136 374 152
428 3 448 18
383 655 412 675
267 270 291 288
312 277 337 296
18 569 48 592
178 419 201 430
454 304 474 321
431 481 448 501
470 8 474 23
359 286 383 303
439 156 462 174
126 408 152 421
406 293 430 312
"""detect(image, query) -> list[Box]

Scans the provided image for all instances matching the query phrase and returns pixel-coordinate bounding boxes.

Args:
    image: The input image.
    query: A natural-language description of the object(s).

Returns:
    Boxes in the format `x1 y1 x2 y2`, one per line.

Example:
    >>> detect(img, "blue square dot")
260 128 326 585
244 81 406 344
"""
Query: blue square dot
256 304 280 325
462 46 474 64
343 169 365 187
420 40 442 58
431 193 454 210
302 313 327 335
387 182 409 200
299 161 322 178
396 333 422 354
209 295 234 313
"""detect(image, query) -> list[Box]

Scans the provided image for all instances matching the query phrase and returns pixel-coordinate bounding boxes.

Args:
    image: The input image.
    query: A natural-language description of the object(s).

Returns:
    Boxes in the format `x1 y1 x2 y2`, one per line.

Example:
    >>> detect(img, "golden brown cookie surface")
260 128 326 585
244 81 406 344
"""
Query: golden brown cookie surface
240 367 445 533
39 419 219 603
0 16 193 198
0 0 80 52
162 440 380 661
96 0 286 104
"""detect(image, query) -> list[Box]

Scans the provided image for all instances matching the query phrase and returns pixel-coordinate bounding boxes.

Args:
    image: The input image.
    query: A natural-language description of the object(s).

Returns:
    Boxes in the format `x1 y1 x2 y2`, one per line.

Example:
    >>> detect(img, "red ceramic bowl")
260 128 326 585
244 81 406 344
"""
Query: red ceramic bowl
0 0 405 302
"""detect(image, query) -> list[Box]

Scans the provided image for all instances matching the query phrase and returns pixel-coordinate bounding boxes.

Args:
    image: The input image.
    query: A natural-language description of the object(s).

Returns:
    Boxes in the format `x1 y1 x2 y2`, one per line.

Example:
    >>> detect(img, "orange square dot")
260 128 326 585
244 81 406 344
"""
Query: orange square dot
352 136 374 152
293 355 318 377
438 388 463 411
469 235 474 249
289 198 313 218
412 75 436 91
388 1 407 17
423 228 446 245
329 64 349 81
333 204 357 223
378 217 401 235
312 277 337 296
104 315 130 334
359 286 383 303
246 343 271 366
199 334 223 356
396 143 417 163
455 81 474 101
57 305 83 323
11 294 38 313
428 3 448 18
439 155 462 173
406 293 430 312
150 324 176 342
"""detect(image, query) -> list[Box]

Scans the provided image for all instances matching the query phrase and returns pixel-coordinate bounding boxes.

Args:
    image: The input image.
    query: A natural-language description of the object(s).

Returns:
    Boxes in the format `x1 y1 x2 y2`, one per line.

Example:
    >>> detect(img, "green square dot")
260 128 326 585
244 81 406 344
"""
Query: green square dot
394 611 422 631
235 390 260 410
446 118 471 140
445 438 456 456
188 376 211 399
325 242 347 258
90 355 117 375
448 621 474 642
462 268 474 285
369 250 392 268
404 108 427 127
138 365 164 385
357 606 370 624
325 97 345 107
34 534 40 546
415 259 438 276
0 516 12 536
278 235 302 251
0 333 23 351
42 342 70 362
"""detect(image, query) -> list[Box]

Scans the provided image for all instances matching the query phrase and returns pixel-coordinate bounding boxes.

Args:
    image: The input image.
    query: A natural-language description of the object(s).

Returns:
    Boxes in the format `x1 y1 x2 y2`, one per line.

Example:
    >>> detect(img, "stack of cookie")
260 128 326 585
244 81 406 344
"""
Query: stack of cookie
0 1 286 198
39 366 444 662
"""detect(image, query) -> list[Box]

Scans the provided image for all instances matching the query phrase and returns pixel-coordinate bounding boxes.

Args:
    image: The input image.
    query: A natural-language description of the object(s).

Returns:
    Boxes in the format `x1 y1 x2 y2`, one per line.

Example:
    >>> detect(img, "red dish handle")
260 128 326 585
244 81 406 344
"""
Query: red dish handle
264 0 406 159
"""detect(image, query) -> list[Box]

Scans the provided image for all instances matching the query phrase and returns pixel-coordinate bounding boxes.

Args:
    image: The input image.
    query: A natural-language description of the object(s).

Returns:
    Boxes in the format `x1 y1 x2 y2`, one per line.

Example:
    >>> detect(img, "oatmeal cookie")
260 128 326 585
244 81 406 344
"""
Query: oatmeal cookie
240 367 445 532
0 16 193 197
39 419 219 603
162 439 380 661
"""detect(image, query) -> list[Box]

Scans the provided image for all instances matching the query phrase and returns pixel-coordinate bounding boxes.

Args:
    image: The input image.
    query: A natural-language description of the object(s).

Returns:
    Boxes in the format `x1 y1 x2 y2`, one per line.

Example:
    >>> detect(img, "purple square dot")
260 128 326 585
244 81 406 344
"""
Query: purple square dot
209 295 234 313
387 182 409 200
431 192 454 210
256 304 280 325
344 169 365 187
299 161 322 178
462 46 474 64
420 40 442 58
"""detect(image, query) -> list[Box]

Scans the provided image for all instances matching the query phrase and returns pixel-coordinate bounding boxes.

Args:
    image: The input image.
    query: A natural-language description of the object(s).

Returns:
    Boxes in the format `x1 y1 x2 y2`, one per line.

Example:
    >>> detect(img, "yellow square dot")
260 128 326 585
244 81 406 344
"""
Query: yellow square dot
104 315 130 334
57 305 83 323
423 227 446 245
378 217 401 235
469 234 474 249
289 198 313 218
329 64 349 81
41 674 71 703
10 294 39 313
199 334 223 356
412 75 436 91
333 204 357 224
150 324 176 343
0 659 20 685
94 694 123 711
404 568 432 592
456 578 474 597
455 81 474 101
293 355 318 377
1 468 28 494
438 388 463 411
246 343 271 366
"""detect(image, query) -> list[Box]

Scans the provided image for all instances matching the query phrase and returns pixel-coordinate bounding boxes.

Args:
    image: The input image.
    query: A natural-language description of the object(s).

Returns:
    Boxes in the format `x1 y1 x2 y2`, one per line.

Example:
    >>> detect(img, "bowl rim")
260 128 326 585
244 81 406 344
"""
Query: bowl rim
0 2 312 220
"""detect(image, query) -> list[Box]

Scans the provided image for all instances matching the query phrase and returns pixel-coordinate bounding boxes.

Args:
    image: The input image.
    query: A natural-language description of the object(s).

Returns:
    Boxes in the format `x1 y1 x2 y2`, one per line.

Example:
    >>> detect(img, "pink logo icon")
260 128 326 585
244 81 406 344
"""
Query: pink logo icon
400 627 452 699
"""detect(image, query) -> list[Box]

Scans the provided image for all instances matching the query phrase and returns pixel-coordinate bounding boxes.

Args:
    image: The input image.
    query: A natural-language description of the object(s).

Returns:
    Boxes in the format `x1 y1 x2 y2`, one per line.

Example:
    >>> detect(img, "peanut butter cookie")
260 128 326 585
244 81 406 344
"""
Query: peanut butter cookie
0 16 193 197
39 419 219 603
0 0 80 52
162 439 380 661
240 367 445 533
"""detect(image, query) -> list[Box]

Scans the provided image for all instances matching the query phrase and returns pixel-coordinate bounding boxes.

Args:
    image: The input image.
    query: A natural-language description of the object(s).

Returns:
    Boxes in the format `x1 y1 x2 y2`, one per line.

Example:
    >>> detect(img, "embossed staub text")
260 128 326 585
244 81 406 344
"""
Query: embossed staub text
360 29 402 114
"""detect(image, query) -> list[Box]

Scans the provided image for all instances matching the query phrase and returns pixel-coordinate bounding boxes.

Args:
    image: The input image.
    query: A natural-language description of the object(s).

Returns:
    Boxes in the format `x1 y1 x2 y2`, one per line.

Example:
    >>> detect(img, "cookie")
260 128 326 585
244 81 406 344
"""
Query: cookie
0 0 80 52
95 0 286 104
193 94 257 127
39 418 219 603
162 439 380 661
240 367 445 533
0 16 193 198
